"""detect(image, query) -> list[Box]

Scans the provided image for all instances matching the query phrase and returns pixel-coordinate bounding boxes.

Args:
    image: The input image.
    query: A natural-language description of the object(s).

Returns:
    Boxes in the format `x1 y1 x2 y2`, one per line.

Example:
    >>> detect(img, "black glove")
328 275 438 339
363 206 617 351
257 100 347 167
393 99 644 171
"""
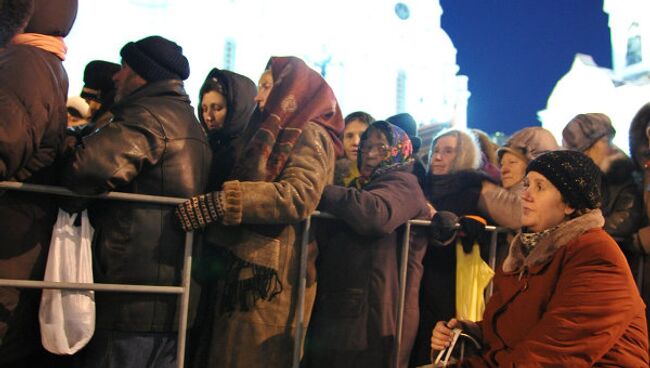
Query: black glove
175 192 224 232
458 215 486 253
429 211 459 245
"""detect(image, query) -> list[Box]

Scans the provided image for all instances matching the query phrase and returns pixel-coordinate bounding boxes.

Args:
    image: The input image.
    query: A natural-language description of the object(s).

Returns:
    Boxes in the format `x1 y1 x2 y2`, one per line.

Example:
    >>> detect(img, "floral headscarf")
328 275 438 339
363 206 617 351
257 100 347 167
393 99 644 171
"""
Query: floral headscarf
350 120 413 188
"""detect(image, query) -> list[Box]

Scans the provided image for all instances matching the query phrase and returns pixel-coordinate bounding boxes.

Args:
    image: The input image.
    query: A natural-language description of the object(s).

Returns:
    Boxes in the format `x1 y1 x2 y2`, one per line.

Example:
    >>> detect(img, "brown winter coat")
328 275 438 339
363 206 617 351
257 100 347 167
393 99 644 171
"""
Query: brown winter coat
465 210 648 367
197 122 336 367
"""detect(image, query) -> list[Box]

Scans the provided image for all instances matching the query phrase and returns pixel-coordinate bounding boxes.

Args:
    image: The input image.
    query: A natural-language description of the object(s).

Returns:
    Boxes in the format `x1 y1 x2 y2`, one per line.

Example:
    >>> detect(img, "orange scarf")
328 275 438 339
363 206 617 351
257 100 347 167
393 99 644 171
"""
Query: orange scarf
11 33 67 60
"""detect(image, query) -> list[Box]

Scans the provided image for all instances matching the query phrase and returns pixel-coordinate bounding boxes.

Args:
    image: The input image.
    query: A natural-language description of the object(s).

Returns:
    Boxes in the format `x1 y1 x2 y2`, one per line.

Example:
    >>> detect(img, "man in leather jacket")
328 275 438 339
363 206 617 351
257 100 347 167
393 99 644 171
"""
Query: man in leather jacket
62 35 211 368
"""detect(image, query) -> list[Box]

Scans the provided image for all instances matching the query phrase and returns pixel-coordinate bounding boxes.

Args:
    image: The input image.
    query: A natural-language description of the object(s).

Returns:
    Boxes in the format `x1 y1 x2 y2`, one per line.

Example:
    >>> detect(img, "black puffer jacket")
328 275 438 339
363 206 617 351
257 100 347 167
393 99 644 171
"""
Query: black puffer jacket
0 1 77 364
62 80 211 332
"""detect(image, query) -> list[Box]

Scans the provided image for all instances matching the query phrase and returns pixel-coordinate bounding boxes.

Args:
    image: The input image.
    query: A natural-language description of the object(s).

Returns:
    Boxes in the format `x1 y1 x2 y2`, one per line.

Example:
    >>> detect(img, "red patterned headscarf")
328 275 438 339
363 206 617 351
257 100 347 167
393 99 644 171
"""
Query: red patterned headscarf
232 56 344 182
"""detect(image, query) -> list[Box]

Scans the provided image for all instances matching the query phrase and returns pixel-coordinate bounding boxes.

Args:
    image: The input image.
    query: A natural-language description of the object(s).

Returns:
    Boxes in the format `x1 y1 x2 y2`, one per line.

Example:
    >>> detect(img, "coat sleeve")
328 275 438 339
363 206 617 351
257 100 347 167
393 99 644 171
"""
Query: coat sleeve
62 115 164 195
478 183 522 230
219 122 336 225
0 92 33 180
497 234 643 367
603 181 643 249
318 171 430 237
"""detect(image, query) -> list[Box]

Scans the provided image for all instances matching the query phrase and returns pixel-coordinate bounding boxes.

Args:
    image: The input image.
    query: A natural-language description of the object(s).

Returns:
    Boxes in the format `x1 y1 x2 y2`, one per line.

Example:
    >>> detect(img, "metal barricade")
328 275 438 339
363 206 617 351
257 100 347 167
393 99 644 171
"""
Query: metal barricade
0 181 506 368
0 181 193 368
293 212 506 368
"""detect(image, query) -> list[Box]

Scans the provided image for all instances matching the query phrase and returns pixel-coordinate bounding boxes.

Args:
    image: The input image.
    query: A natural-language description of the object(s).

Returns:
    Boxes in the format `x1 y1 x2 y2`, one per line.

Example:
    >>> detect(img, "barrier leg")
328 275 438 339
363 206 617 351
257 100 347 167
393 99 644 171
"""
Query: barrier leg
394 222 412 368
292 216 311 368
485 230 498 301
176 231 194 368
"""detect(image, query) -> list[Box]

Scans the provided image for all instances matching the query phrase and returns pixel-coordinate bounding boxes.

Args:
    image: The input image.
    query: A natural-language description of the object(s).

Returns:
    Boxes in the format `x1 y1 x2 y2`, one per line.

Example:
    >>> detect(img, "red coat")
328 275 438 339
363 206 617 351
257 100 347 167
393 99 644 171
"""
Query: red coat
467 210 648 367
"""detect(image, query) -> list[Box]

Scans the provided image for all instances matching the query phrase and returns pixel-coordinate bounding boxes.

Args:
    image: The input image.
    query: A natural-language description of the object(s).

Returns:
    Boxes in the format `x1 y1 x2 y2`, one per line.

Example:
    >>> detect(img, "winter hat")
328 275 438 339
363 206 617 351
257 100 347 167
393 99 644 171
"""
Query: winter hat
562 113 615 152
498 126 559 163
0 0 34 47
81 60 120 102
526 150 602 211
66 95 90 118
387 112 422 153
24 0 77 37
120 35 190 82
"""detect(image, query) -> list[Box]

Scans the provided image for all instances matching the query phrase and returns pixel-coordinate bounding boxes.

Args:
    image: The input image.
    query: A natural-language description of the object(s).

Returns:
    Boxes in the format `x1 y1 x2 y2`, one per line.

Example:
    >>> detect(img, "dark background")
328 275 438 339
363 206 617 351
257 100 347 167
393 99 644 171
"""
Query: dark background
440 0 612 135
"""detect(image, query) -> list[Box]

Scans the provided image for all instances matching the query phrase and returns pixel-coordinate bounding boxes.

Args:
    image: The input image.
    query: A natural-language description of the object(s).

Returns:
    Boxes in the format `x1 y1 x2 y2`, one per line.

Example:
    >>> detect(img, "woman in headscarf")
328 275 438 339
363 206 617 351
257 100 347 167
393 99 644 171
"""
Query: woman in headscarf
197 67 257 191
431 150 648 367
176 56 343 367
304 121 431 368
187 67 257 362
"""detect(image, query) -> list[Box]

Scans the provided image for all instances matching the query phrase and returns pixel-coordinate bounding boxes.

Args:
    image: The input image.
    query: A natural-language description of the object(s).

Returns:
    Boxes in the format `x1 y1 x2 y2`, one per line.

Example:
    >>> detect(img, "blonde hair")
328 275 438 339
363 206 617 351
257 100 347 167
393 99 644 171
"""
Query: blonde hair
429 128 481 173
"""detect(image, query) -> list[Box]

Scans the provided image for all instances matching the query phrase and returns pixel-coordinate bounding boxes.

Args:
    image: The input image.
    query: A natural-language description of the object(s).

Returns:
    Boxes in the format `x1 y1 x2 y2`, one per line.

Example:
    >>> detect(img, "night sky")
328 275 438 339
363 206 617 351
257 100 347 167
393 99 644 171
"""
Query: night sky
440 0 612 135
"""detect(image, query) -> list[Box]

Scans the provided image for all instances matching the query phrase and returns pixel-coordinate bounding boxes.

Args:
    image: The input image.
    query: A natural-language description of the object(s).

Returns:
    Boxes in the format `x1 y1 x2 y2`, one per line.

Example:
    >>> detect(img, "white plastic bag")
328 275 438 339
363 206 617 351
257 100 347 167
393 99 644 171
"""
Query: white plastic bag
39 209 95 355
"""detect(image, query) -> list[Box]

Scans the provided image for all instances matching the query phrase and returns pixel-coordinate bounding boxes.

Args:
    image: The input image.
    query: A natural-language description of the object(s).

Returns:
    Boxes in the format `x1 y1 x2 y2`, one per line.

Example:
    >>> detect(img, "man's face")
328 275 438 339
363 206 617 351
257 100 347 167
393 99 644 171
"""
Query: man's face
112 62 146 102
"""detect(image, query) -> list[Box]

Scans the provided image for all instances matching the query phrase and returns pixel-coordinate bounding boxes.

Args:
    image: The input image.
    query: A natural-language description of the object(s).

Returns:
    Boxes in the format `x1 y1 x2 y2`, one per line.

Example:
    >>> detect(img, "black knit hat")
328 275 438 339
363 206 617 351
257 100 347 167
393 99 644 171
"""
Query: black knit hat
81 60 120 102
120 35 190 82
386 113 422 153
526 150 602 211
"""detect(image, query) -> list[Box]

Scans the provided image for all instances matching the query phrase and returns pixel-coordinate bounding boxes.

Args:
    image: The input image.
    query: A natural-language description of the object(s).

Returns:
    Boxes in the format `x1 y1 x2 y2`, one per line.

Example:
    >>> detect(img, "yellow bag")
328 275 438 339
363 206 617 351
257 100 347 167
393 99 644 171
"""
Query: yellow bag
455 241 494 322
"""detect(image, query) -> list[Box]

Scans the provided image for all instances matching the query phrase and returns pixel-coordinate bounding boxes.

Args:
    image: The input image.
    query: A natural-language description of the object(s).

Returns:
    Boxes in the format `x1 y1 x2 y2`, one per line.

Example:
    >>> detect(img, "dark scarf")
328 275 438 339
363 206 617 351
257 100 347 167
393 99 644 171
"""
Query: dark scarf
425 169 492 214
222 57 344 312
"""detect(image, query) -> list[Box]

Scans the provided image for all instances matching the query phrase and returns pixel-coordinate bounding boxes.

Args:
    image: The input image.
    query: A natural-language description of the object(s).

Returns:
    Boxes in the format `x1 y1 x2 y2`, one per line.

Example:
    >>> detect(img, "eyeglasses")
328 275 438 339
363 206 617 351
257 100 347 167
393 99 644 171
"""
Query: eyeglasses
359 144 389 156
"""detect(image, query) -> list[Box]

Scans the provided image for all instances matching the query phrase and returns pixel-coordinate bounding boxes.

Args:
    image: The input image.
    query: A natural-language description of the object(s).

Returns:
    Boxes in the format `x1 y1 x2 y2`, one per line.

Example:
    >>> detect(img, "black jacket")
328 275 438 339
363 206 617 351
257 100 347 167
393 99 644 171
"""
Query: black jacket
62 80 211 332
601 154 643 253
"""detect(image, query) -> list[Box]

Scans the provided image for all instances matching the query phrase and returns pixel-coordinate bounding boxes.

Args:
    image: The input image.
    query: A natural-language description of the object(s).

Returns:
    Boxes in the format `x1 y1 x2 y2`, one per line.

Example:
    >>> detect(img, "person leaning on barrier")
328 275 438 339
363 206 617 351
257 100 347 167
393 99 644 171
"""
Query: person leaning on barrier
61 35 211 368
410 128 497 367
478 126 560 232
303 121 432 368
175 56 343 368
0 1 78 366
431 150 649 367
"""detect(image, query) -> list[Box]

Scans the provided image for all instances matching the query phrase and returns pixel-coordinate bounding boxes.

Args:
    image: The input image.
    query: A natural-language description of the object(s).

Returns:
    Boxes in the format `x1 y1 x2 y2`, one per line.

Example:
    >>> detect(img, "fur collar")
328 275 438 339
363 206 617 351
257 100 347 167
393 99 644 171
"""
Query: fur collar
502 209 604 273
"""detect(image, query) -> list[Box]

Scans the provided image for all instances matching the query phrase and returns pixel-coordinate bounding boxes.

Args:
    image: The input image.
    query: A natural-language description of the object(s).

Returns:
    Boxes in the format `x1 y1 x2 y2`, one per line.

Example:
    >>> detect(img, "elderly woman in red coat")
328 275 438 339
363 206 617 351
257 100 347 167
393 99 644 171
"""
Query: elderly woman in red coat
431 150 649 367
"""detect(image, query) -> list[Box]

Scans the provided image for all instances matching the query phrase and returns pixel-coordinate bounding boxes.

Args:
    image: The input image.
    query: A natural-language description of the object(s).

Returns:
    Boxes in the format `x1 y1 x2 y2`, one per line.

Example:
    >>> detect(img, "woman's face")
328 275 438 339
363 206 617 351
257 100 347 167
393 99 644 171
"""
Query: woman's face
201 90 227 131
500 152 527 189
359 130 390 177
343 119 369 162
520 171 574 232
255 70 273 111
430 135 457 175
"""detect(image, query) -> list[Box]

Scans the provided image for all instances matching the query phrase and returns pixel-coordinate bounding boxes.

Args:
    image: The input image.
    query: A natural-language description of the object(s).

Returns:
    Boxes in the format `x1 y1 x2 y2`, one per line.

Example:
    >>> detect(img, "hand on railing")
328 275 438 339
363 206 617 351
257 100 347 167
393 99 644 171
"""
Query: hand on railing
458 215 487 253
428 211 459 245
175 192 223 232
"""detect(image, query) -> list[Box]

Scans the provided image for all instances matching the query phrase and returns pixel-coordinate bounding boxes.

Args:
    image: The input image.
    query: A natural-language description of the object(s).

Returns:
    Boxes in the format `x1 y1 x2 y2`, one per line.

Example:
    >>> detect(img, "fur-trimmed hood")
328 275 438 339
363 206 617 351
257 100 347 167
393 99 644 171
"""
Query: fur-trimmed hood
503 209 605 273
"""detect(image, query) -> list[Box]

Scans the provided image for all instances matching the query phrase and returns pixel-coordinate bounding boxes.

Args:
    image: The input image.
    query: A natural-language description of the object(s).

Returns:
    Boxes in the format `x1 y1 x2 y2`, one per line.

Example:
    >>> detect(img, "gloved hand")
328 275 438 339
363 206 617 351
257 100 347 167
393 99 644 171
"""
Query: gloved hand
458 215 486 253
429 210 459 245
175 192 223 232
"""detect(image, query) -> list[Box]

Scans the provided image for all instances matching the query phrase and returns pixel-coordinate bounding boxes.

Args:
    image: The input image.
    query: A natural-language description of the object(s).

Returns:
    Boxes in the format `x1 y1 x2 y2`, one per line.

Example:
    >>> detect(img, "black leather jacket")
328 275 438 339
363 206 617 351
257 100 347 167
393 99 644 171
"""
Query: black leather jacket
63 80 211 332
601 156 643 253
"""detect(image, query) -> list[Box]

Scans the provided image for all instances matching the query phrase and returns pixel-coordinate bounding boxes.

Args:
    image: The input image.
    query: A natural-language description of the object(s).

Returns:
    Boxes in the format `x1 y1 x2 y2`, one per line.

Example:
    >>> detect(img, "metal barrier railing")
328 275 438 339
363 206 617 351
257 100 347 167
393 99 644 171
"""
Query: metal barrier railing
0 181 193 368
0 181 507 368
298 213 505 368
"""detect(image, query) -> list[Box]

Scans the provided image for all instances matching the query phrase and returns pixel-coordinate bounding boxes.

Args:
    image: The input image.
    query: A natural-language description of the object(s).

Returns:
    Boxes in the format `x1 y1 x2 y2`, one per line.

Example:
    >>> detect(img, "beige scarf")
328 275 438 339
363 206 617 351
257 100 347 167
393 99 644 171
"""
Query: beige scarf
12 33 67 60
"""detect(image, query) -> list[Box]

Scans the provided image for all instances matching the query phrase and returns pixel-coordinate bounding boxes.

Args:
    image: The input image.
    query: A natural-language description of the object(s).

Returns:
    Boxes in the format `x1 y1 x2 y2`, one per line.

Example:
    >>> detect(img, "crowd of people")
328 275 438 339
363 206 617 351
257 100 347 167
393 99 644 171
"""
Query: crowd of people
1 1 650 367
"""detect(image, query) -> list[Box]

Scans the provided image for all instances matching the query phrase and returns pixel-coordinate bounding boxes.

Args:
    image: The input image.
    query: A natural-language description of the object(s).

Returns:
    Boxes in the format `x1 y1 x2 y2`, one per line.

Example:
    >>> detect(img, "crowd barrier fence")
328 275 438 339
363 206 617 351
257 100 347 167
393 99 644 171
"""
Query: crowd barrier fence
0 181 509 368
